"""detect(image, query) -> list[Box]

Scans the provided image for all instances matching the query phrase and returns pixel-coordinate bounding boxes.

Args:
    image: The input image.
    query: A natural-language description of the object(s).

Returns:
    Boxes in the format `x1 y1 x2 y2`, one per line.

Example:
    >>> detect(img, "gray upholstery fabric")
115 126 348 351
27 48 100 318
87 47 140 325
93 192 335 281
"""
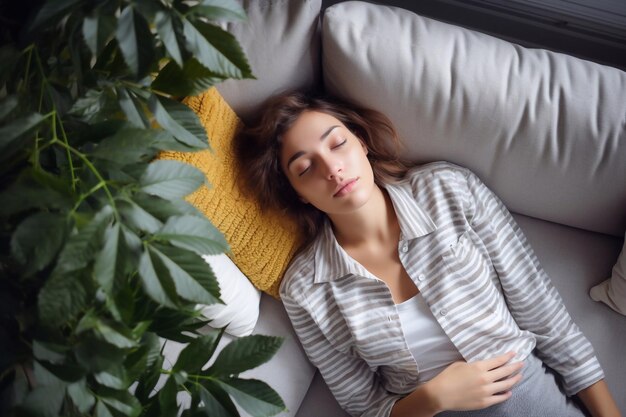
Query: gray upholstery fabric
217 0 323 124
514 214 626 412
322 1 626 237
195 1 626 415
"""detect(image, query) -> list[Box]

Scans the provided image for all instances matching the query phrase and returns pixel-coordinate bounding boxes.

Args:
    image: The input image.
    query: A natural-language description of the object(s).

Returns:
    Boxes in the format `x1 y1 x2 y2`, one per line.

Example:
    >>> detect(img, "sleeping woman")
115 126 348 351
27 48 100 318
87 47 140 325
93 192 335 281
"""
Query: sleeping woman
234 91 621 417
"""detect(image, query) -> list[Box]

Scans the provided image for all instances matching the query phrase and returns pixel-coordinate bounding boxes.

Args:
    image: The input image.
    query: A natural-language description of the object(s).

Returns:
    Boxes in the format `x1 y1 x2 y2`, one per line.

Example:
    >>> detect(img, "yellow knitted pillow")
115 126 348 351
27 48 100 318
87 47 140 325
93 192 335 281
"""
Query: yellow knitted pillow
159 88 301 298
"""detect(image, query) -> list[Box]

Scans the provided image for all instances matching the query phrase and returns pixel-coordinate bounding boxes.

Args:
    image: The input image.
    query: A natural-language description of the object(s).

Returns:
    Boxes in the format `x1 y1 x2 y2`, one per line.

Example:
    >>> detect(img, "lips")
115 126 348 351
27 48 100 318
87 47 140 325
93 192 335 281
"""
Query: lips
333 178 359 197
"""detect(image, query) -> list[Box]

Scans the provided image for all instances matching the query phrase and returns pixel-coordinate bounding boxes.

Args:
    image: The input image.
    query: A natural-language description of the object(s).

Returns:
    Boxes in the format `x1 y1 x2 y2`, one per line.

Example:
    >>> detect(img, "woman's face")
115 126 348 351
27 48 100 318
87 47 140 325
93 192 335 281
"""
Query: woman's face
280 110 376 216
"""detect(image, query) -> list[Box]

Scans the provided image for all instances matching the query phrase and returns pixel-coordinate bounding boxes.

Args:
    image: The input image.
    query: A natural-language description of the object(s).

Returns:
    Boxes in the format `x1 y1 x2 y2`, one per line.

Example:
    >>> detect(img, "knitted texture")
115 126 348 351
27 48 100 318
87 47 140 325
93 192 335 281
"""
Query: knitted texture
159 87 301 298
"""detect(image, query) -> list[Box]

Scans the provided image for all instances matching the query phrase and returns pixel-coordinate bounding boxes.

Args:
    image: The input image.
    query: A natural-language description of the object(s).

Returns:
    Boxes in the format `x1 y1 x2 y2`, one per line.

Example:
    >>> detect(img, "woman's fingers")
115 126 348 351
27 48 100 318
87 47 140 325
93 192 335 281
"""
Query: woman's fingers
488 370 524 395
481 390 514 408
488 360 525 382
476 351 516 371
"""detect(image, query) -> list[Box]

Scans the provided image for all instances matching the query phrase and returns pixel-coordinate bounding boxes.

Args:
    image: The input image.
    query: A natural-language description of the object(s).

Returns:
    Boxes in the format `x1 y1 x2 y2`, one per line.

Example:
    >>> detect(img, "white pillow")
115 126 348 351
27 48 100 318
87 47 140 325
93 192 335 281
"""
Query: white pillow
200 254 261 336
590 232 626 316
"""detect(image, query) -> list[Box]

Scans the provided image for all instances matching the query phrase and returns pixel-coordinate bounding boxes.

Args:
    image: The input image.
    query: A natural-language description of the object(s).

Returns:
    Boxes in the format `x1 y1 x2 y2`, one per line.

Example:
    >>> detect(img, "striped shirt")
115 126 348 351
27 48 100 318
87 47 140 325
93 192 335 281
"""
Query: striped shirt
280 161 604 417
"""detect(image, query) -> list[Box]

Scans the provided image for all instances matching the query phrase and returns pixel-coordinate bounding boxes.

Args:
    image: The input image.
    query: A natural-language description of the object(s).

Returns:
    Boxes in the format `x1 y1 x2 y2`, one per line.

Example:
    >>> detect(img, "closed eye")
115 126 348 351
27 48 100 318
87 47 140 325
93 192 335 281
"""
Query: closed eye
298 166 311 177
333 139 347 149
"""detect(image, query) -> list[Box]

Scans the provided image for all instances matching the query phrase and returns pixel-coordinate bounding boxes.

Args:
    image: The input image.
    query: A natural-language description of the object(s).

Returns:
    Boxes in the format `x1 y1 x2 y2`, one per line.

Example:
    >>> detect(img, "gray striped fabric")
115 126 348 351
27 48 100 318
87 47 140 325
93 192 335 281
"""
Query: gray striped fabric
280 161 604 417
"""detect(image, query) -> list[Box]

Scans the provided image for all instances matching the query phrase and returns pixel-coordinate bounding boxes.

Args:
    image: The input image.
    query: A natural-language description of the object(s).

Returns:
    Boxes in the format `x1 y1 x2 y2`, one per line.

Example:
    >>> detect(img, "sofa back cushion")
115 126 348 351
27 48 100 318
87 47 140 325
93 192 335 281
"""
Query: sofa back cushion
322 1 626 237
217 0 322 124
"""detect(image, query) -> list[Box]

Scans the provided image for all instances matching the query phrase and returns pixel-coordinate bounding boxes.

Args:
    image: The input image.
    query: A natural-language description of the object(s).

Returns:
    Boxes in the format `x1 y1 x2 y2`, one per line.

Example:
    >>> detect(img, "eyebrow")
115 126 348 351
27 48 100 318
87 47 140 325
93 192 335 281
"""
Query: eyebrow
286 125 340 169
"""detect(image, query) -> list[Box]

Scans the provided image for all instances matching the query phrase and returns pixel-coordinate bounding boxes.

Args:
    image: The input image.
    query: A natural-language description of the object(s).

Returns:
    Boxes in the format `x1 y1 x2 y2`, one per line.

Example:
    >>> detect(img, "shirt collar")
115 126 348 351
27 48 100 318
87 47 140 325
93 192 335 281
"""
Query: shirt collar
313 180 437 284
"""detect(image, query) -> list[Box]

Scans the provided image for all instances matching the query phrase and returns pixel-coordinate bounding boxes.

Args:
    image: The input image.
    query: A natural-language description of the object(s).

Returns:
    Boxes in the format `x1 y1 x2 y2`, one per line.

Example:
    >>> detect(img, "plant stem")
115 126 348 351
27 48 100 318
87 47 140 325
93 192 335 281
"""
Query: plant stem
33 46 77 190
70 181 109 214
54 140 119 219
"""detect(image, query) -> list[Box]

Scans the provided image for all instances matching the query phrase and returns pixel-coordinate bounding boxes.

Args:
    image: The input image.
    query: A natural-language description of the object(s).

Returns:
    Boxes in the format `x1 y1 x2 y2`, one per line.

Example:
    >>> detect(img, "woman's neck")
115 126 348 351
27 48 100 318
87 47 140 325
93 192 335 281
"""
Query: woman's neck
329 185 400 250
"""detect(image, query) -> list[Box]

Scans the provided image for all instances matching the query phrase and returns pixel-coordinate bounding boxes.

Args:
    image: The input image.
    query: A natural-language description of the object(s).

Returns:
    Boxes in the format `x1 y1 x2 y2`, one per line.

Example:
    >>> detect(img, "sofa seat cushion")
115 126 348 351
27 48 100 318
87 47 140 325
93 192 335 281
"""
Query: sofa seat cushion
513 214 626 411
295 212 626 415
322 1 626 237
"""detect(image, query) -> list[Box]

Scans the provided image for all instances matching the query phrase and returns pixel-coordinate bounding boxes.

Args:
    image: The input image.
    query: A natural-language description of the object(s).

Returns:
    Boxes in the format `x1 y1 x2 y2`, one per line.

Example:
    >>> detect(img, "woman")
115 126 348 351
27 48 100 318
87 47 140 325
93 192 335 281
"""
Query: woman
235 92 620 417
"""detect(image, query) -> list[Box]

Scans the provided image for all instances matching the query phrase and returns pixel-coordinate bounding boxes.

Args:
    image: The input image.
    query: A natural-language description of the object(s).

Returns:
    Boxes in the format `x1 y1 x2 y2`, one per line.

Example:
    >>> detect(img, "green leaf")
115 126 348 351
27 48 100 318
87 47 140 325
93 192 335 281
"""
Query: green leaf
98 387 142 417
10 212 67 276
152 58 223 97
190 0 247 21
116 5 154 77
94 364 130 389
156 215 229 256
182 18 251 80
95 320 138 349
209 336 284 376
55 205 114 273
197 382 239 417
133 192 203 222
134 354 164 402
93 222 120 293
33 340 67 363
116 87 150 128
118 198 163 233
16 361 66 417
140 159 205 199
68 378 96 412
159 378 180 417
0 112 45 154
38 360 85 382
91 127 166 164
0 95 18 120
174 329 222 373
0 168 74 216
83 13 116 58
68 88 117 123
38 269 88 328
75 336 126 373
95 400 115 417
217 378 285 417
30 0 84 32
148 94 208 148
17 383 66 417
155 11 186 67
151 244 221 305
138 247 178 308
125 331 159 382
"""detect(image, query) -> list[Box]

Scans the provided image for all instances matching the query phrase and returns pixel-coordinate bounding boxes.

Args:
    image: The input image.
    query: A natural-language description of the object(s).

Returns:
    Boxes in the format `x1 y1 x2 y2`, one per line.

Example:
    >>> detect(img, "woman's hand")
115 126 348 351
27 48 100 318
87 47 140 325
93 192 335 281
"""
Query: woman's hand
425 351 524 413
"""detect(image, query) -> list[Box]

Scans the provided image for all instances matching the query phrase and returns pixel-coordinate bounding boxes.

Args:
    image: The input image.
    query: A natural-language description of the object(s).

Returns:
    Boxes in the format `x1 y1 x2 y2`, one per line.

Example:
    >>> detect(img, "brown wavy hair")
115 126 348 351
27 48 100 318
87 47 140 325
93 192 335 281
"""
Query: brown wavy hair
234 91 410 249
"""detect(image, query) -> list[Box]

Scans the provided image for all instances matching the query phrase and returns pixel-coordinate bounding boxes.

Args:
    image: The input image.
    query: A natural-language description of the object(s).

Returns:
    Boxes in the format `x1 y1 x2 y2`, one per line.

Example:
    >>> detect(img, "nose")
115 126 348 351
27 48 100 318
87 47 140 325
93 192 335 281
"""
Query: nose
321 155 342 180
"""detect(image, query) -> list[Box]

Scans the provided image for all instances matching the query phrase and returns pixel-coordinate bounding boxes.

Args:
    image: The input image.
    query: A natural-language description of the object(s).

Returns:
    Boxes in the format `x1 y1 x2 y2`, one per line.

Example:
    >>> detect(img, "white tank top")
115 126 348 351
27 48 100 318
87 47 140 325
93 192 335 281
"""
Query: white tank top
396 293 464 384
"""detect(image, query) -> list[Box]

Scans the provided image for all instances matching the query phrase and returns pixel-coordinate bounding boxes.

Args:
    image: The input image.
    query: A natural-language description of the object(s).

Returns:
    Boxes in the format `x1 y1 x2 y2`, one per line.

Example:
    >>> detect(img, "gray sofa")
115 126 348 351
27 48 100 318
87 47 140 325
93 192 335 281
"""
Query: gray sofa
177 1 626 415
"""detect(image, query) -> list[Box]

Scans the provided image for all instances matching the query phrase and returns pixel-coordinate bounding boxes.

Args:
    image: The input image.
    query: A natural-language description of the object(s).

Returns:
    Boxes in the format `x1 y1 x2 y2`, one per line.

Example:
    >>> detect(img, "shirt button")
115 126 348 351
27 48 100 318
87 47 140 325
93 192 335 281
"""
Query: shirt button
401 245 408 253
440 309 448 317
418 274 425 281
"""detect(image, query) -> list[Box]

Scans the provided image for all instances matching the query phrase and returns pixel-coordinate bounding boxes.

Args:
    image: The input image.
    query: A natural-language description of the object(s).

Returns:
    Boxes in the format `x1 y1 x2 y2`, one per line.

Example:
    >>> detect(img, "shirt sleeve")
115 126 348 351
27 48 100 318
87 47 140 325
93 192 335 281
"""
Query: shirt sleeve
461 168 604 396
281 289 404 417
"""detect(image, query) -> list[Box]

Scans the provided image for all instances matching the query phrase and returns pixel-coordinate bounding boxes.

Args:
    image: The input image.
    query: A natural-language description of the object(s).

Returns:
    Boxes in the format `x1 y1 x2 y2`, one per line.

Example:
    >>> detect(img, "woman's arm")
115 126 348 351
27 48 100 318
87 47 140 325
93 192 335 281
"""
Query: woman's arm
391 352 524 417
577 379 622 417
281 290 403 417
461 168 606 395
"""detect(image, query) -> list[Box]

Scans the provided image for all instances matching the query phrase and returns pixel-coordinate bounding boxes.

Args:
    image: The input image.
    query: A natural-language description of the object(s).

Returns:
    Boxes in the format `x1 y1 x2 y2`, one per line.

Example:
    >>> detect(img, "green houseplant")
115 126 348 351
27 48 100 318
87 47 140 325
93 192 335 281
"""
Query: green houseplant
0 1 285 416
